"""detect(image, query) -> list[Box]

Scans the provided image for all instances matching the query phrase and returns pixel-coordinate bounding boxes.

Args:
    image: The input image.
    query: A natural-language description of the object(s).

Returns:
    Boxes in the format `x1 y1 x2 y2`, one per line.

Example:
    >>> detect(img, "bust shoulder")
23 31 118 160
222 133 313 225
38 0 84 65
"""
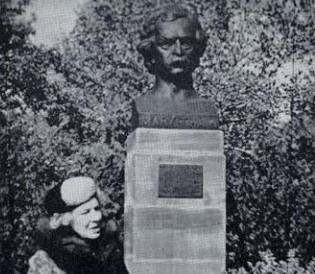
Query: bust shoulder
133 93 218 129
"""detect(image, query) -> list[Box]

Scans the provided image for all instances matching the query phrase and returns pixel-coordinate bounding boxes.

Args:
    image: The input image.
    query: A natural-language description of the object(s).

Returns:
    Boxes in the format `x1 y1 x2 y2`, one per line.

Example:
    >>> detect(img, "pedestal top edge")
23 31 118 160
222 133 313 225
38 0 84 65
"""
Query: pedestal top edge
126 128 224 152
130 127 224 134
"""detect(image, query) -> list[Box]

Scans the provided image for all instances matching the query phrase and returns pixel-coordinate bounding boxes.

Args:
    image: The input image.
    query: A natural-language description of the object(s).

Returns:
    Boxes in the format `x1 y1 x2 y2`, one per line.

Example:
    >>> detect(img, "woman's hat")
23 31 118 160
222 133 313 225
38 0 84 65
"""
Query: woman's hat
44 177 97 215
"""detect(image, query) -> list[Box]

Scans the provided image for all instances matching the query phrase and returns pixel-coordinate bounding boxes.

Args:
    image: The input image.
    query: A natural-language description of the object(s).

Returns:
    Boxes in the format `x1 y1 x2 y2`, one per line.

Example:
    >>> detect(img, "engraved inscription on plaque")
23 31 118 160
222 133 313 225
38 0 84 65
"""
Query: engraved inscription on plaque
158 164 203 198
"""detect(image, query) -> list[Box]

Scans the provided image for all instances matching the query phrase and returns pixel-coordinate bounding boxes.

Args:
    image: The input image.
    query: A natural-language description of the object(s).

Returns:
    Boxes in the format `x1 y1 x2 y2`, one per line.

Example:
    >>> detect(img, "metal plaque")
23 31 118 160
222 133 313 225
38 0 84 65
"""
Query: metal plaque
158 164 203 198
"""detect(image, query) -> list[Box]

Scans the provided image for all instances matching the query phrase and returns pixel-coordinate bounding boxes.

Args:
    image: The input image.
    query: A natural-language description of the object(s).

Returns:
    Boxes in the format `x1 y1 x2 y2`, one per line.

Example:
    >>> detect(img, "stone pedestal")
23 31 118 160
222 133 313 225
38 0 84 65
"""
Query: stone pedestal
124 128 225 274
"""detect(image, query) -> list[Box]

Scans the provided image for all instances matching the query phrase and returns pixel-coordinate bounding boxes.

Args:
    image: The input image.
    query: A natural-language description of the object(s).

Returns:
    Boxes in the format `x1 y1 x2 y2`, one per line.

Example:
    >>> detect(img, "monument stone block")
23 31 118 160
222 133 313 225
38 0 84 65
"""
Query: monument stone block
125 129 225 274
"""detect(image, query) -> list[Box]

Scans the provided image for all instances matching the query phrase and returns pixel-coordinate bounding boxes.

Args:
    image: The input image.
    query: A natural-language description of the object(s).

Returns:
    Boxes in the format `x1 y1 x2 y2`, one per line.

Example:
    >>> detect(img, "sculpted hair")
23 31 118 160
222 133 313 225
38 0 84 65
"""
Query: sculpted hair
137 4 208 74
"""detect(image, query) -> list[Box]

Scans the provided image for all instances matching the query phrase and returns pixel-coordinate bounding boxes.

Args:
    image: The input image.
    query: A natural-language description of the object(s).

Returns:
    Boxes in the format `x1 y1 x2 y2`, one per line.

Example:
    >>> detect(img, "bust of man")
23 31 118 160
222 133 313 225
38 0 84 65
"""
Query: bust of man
133 4 218 129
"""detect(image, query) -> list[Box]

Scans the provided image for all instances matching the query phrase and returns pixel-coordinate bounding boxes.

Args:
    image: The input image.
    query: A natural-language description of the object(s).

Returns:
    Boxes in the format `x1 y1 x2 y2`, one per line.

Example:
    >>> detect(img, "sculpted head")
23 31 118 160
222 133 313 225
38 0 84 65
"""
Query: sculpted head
137 5 208 77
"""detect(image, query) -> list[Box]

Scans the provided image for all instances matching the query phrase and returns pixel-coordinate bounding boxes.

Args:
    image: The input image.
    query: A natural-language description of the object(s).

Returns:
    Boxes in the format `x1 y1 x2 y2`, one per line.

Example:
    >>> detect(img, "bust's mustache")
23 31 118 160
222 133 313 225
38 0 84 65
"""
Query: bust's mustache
170 59 189 67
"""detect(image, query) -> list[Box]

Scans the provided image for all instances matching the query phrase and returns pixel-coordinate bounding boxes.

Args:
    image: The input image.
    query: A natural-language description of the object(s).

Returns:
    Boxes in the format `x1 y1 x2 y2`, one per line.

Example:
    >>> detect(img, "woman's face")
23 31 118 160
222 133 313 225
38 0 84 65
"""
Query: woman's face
70 197 102 239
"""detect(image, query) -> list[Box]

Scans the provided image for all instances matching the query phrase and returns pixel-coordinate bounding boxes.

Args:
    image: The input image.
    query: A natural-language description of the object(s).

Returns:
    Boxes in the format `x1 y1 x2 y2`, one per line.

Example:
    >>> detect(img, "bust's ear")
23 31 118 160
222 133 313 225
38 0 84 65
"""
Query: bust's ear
49 212 72 229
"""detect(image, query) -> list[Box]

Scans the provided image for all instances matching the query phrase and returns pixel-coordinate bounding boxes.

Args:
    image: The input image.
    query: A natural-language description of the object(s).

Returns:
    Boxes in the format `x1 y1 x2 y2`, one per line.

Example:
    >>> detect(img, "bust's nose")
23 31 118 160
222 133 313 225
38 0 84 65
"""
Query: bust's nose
174 39 183 55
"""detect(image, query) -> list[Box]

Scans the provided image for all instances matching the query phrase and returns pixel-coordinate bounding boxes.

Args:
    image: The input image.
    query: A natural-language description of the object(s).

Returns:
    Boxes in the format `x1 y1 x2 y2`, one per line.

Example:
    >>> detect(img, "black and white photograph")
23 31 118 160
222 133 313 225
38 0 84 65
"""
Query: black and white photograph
1 0 315 274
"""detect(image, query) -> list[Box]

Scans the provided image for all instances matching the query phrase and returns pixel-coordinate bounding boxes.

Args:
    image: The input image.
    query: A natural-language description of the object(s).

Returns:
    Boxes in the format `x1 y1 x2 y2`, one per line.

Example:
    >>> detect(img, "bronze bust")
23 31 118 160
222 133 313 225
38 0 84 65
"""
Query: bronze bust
133 4 218 129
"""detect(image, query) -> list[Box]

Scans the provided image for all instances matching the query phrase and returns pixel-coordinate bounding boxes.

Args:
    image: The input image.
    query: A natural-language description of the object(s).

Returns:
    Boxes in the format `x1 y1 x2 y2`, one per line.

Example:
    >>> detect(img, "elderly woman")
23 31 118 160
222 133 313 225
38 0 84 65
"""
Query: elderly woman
28 177 128 274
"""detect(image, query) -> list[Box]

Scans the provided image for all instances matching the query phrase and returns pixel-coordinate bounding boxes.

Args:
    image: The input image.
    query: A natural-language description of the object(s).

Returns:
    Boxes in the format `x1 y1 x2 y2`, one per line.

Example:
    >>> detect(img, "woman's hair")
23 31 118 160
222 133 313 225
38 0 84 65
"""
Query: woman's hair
137 4 208 74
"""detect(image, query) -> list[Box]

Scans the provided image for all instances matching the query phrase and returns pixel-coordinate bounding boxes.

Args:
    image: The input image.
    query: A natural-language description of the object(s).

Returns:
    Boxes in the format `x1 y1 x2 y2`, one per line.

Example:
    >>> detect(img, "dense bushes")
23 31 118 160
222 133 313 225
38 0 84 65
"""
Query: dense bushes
228 250 315 274
1 0 315 273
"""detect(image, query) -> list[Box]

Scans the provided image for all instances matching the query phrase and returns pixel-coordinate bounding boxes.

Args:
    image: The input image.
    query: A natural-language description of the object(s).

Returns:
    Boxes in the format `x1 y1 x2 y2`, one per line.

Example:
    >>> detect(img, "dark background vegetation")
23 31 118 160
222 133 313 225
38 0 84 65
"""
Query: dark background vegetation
1 0 315 273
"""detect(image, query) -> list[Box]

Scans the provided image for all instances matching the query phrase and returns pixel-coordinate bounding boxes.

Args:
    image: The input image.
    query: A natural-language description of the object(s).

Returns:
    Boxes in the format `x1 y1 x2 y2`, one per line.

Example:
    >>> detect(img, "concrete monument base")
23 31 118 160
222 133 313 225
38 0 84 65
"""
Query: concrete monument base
124 128 225 274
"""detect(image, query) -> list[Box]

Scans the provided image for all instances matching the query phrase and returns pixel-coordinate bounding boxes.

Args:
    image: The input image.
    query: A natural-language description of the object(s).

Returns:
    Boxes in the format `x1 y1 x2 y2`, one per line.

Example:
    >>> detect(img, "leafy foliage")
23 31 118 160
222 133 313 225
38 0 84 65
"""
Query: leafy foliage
228 250 315 274
1 0 315 273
